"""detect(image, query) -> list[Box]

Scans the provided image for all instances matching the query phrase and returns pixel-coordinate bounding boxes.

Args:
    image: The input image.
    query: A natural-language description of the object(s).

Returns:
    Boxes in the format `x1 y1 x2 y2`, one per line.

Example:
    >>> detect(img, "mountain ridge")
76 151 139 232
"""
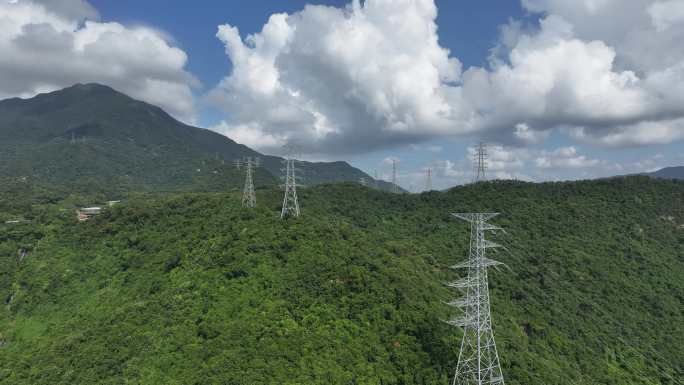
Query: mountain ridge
0 83 399 193
643 166 684 180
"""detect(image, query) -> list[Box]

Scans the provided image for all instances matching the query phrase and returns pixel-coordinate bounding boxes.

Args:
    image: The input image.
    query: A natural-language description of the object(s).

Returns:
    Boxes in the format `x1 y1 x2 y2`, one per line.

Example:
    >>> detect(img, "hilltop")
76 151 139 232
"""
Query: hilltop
0 84 395 193
0 176 682 384
644 166 684 180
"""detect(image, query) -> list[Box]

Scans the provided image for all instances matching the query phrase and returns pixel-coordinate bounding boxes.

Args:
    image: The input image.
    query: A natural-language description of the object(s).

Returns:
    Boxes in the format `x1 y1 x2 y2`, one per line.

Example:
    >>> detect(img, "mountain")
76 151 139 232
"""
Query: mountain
644 166 684 180
0 176 682 384
0 84 397 193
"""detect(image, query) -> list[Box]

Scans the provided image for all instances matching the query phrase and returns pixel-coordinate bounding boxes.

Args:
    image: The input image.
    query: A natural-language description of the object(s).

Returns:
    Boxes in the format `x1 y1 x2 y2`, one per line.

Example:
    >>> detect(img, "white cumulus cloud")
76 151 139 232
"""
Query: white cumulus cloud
0 0 198 123
209 0 684 155
209 0 466 155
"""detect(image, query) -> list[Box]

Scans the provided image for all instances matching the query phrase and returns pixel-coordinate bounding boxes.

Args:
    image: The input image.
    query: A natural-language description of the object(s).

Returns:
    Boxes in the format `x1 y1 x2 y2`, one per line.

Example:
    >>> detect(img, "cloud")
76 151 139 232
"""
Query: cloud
0 0 198 123
465 144 528 172
210 120 286 149
381 156 400 166
510 0 684 147
402 140 672 190
209 0 684 155
566 117 684 147
409 144 443 153
428 144 619 187
514 123 550 144
534 146 601 169
209 0 466 155
649 0 684 32
432 160 466 179
29 0 99 21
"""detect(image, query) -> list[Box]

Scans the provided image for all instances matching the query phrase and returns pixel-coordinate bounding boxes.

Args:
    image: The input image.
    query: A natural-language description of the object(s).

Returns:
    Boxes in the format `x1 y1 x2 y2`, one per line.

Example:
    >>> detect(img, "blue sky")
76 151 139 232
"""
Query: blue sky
3 0 684 190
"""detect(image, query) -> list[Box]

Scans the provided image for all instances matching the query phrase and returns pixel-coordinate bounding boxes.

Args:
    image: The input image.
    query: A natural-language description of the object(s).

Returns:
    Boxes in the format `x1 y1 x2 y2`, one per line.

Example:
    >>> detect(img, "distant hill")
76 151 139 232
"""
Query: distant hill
643 166 684 180
0 84 398 193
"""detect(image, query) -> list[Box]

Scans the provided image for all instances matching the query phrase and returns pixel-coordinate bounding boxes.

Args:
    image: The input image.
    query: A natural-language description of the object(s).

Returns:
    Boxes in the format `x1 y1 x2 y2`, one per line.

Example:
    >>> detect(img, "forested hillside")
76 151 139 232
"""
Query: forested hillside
0 84 395 192
0 177 682 384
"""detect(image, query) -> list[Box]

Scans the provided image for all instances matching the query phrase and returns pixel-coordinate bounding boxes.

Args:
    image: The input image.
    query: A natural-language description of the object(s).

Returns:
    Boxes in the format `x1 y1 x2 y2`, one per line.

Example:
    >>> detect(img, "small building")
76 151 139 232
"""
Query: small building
77 207 102 222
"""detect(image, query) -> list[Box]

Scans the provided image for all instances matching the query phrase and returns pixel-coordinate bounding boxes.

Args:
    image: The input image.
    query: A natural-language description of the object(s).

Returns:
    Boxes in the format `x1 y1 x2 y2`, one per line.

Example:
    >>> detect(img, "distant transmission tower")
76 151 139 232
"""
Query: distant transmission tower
236 157 259 208
281 146 301 218
473 142 487 183
359 177 368 187
448 212 506 385
426 168 433 191
392 159 399 193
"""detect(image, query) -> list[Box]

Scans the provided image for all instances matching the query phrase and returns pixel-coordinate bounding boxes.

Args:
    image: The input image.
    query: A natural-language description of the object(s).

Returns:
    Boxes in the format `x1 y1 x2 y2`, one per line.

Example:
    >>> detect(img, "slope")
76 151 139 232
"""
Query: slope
0 176 682 384
0 84 394 192
646 166 684 180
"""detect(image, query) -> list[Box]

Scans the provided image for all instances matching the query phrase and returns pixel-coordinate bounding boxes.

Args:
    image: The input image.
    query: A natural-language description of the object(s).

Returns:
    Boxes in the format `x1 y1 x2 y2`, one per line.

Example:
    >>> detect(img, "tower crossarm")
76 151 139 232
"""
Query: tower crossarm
445 277 476 289
483 240 503 249
452 212 500 222
450 258 502 269
444 297 476 308
445 316 476 328
481 223 504 232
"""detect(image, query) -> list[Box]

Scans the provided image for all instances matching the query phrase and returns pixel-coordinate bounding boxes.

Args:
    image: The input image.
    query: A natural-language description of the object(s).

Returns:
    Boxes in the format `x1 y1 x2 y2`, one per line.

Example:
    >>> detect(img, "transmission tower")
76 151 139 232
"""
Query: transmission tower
392 159 399 193
236 157 260 208
360 177 368 187
426 168 433 191
281 146 301 218
473 142 487 183
448 212 506 385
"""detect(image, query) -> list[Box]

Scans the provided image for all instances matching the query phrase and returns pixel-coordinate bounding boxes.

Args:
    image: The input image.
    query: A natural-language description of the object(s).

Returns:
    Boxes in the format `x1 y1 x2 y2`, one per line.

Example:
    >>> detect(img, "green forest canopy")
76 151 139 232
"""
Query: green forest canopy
0 176 682 384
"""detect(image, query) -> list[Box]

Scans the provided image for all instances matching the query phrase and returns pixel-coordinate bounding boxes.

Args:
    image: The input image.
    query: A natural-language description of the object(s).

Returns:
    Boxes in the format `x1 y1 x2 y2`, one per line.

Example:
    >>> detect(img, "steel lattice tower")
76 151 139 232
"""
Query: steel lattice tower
281 148 300 218
426 168 433 191
392 159 399 193
473 142 487 183
243 157 259 208
448 213 505 385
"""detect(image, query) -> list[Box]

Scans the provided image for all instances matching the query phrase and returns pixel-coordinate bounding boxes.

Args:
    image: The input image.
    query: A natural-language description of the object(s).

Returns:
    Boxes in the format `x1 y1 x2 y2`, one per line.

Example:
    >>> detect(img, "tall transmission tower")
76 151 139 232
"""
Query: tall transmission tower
236 157 260 208
281 146 301 219
392 159 399 193
473 142 488 183
426 168 433 191
448 212 506 385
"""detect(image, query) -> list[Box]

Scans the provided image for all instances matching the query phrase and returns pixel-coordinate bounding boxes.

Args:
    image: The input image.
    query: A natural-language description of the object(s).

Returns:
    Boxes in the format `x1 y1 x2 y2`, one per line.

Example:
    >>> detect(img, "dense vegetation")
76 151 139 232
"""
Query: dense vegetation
0 176 682 384
0 84 396 192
